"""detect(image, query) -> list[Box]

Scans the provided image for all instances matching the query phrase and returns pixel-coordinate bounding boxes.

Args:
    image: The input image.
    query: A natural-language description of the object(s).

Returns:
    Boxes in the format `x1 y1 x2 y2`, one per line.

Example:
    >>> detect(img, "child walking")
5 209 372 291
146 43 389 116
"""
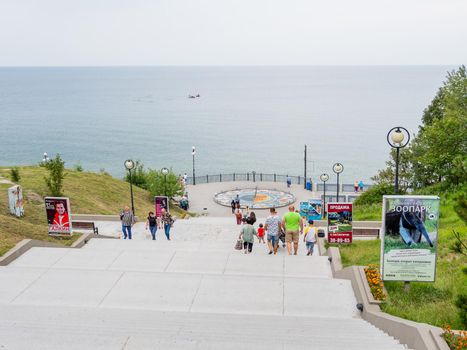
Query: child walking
303 220 317 256
257 223 265 243
239 217 257 254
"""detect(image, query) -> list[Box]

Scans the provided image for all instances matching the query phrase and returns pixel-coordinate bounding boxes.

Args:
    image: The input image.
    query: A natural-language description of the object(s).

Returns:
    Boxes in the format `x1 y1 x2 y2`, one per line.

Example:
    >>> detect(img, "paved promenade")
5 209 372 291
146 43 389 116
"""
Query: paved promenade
186 181 357 217
0 217 406 349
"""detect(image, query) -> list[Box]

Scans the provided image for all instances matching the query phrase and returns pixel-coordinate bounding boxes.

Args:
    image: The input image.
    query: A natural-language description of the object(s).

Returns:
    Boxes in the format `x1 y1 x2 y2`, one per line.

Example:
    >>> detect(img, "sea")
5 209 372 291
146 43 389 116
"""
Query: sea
0 66 453 183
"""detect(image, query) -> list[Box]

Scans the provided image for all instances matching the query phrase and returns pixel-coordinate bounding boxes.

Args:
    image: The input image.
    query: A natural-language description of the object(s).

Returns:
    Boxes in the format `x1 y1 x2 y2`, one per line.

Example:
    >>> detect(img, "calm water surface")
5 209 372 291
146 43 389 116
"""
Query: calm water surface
0 66 452 183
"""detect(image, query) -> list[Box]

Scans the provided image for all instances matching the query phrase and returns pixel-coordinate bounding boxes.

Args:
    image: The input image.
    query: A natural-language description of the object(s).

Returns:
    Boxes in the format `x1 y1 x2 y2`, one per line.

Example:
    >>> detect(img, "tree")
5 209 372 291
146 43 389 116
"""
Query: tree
371 147 412 190
144 169 183 198
375 66 466 189
124 160 147 188
43 154 66 196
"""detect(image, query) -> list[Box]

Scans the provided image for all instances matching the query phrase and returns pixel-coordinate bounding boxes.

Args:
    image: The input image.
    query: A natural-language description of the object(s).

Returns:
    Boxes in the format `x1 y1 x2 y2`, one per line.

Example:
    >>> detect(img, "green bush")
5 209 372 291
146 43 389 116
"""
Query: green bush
145 169 183 199
43 154 66 196
74 164 84 172
124 161 147 188
10 167 21 183
353 183 396 205
455 293 467 328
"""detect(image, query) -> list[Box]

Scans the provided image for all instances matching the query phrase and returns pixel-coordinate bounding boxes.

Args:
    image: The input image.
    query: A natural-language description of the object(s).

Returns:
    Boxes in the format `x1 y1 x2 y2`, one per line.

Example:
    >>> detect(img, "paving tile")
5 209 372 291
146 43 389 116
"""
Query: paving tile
100 272 201 312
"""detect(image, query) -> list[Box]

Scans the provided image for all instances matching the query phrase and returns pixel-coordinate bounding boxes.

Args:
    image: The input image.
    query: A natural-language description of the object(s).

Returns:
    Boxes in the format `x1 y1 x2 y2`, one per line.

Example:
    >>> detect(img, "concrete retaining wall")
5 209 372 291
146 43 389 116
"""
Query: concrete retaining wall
328 248 449 350
0 234 116 266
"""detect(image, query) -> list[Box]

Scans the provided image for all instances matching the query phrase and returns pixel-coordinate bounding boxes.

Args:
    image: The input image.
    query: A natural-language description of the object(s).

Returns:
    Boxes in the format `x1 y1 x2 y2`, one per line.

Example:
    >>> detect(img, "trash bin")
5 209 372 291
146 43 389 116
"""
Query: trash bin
306 182 312 190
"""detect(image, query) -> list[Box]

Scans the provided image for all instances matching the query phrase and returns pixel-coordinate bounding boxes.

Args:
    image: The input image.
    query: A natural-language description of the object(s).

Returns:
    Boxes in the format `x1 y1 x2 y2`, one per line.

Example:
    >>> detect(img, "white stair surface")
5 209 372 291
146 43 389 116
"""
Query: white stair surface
0 217 407 349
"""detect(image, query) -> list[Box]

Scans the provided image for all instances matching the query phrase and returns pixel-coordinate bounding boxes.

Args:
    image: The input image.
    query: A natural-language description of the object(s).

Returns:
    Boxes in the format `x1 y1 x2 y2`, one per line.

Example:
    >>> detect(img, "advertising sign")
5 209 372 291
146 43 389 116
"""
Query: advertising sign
381 195 439 282
45 197 72 236
327 203 352 243
8 185 24 217
154 196 169 218
300 199 322 221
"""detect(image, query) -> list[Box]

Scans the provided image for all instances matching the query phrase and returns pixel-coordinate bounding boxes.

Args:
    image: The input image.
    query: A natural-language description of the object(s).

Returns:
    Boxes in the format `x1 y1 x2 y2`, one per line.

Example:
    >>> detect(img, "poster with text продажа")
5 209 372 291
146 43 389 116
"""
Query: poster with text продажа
327 203 352 243
45 197 72 236
381 195 439 282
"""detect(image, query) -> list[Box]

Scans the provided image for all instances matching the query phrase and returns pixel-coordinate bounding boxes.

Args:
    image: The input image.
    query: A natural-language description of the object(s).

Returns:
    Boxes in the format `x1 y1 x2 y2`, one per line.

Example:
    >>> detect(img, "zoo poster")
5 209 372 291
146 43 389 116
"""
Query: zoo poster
8 185 24 217
45 197 72 236
381 195 439 282
300 199 322 221
154 196 169 218
327 203 352 243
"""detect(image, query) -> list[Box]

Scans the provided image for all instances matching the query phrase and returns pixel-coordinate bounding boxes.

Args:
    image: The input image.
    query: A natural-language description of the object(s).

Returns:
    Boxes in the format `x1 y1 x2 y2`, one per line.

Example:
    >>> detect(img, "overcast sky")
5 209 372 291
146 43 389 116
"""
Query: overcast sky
0 0 466 66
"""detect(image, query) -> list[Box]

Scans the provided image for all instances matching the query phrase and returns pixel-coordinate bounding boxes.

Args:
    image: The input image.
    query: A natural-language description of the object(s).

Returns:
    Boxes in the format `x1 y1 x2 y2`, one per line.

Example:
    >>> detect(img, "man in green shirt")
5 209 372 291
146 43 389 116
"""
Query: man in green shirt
282 205 303 255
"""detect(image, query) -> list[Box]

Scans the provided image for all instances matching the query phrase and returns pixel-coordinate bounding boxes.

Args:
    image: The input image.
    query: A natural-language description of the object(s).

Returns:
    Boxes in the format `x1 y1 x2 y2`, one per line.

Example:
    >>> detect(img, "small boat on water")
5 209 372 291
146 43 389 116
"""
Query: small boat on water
188 94 201 98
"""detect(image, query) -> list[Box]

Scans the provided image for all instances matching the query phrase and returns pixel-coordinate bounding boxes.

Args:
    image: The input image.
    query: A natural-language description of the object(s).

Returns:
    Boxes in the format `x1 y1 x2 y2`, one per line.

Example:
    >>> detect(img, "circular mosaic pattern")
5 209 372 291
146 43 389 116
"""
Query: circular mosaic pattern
214 188 295 209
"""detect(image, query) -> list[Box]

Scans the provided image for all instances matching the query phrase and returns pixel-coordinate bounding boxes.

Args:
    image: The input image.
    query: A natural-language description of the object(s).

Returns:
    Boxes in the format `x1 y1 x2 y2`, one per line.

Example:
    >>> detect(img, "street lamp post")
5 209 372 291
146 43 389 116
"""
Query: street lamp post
320 173 329 218
192 146 196 185
332 163 344 202
387 127 410 194
161 167 169 197
124 159 136 215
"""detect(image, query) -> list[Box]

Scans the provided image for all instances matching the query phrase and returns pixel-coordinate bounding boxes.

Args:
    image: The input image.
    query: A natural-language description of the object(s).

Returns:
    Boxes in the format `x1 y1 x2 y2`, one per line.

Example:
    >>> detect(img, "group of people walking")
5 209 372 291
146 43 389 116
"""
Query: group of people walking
119 206 174 240
237 206 317 256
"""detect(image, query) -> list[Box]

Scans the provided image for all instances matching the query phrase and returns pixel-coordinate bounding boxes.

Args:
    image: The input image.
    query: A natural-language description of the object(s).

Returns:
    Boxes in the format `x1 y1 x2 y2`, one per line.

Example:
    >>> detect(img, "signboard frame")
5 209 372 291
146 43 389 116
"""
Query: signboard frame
381 195 439 282
327 202 353 244
154 196 169 218
8 185 24 217
299 199 323 221
45 196 72 236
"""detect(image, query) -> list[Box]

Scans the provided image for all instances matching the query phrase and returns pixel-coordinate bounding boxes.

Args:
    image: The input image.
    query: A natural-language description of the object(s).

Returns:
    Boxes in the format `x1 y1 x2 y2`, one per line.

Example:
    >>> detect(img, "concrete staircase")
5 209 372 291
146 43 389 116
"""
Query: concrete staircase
0 217 408 349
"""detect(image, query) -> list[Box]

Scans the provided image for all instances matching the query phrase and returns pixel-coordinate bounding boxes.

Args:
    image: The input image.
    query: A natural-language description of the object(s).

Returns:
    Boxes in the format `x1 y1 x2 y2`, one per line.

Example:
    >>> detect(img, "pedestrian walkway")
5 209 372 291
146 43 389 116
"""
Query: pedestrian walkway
0 217 408 349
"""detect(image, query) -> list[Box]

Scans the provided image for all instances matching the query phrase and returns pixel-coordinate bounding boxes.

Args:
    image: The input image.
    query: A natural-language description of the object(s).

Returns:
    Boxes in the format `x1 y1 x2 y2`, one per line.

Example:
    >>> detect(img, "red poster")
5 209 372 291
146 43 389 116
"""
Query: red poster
45 197 72 236
327 203 353 243
154 196 169 218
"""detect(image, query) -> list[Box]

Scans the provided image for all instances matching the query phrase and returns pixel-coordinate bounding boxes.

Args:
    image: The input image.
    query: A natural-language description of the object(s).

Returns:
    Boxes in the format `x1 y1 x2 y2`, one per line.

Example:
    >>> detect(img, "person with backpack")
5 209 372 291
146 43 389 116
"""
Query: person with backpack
145 211 158 240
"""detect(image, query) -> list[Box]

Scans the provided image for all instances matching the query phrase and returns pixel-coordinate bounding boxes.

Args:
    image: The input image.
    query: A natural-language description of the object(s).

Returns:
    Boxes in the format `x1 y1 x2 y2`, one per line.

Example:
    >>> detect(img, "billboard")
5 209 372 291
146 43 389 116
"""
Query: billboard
327 203 352 243
8 185 24 217
154 196 169 218
381 195 439 282
45 197 72 236
300 199 322 221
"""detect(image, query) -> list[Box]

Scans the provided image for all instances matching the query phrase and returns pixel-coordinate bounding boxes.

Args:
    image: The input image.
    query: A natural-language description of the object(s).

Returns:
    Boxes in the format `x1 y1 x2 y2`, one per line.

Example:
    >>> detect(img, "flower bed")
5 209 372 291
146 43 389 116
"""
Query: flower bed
364 264 386 301
442 325 467 350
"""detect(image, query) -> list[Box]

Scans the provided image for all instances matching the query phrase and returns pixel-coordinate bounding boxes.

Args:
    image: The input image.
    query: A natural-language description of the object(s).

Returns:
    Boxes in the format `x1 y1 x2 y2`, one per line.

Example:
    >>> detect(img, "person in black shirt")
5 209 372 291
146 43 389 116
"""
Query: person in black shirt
145 211 158 240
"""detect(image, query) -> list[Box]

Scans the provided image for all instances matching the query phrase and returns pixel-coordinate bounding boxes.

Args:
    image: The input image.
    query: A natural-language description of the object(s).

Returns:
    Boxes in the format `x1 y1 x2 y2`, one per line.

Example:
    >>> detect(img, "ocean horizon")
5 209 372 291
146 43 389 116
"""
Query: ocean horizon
0 65 454 183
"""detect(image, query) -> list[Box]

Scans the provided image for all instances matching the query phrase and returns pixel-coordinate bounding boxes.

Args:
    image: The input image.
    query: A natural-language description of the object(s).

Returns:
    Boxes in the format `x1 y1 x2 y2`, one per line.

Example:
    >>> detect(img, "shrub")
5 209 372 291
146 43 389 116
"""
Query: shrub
354 183 396 206
43 154 66 196
455 294 467 329
144 168 183 199
10 167 21 182
124 161 147 188
74 164 83 172
364 264 386 301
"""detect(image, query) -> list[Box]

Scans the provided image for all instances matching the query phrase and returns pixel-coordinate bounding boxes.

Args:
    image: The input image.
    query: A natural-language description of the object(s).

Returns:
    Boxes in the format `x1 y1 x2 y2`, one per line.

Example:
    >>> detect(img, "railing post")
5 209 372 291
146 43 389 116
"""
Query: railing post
206 175 209 183
247 173 250 181
220 174 222 182
234 173 236 181
274 173 276 182
260 173 263 181
298 176 300 185
253 172 256 182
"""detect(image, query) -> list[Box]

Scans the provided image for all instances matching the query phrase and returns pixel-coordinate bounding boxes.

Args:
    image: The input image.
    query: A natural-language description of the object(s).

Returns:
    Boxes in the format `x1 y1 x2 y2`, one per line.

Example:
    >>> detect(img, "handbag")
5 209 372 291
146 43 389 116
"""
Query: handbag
235 239 243 250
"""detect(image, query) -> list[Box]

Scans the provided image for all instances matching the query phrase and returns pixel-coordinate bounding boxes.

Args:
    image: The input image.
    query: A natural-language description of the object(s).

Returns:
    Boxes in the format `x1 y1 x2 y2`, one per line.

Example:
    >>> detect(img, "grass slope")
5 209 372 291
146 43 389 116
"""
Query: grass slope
338 196 466 329
0 166 187 256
